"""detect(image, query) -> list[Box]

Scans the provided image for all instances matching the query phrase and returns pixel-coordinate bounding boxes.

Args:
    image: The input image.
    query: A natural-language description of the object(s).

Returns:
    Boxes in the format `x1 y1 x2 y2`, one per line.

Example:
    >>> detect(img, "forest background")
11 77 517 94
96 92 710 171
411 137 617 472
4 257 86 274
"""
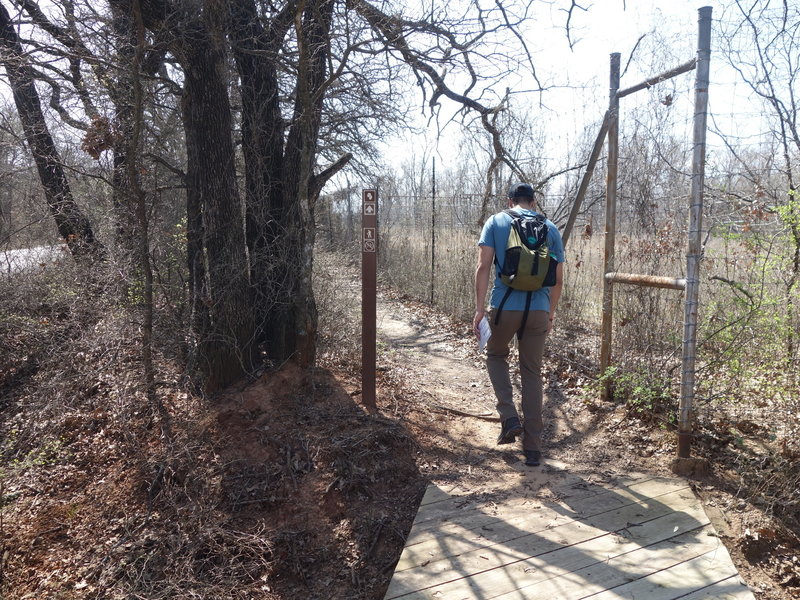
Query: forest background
1 0 798 598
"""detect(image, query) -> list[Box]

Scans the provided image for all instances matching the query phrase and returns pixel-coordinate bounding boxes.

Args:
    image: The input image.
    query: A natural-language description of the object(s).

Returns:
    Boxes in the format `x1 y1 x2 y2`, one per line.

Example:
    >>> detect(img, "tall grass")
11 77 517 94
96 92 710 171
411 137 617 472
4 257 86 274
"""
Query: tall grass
379 226 476 321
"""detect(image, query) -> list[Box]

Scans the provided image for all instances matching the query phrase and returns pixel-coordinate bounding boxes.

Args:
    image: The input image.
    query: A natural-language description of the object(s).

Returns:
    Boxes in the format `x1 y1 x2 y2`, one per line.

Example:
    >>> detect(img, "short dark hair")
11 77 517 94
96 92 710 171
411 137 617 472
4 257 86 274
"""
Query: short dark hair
508 182 535 199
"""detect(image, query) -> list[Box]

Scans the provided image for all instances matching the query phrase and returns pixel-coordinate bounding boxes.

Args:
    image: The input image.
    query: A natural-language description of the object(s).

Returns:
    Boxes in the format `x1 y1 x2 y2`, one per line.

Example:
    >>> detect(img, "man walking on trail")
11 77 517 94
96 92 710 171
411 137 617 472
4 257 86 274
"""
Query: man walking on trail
473 183 565 467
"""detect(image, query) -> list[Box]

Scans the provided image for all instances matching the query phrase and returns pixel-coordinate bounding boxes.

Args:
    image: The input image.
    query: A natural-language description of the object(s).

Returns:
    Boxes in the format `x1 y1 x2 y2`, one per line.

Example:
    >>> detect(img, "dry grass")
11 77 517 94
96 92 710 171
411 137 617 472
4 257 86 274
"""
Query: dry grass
314 250 362 371
0 256 424 599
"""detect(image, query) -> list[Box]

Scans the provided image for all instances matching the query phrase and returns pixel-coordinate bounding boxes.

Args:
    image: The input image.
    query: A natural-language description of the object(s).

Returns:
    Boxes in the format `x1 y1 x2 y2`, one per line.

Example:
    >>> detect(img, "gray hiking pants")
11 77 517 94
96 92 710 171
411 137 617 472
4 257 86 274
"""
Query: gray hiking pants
486 308 549 452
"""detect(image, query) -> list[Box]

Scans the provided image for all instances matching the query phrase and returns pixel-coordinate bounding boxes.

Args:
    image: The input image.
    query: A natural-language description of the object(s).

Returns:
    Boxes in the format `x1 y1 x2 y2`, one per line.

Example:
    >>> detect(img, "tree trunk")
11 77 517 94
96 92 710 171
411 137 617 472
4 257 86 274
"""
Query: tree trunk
264 0 334 366
134 0 340 375
180 19 253 391
0 145 9 242
109 0 140 269
128 0 158 408
0 2 103 262
230 0 335 366
230 0 290 358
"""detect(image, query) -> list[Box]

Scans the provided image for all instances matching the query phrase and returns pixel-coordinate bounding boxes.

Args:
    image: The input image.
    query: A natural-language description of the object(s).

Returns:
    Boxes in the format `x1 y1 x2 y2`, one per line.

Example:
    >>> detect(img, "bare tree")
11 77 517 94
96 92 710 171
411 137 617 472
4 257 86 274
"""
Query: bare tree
720 0 800 362
0 1 104 262
4 0 554 389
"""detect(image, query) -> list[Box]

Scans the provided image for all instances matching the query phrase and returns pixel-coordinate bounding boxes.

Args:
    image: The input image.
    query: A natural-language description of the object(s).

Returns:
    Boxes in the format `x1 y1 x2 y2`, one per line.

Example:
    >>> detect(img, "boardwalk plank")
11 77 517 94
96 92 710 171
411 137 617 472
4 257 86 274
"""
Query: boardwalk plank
419 484 473 507
413 466 630 521
675 575 755 599
397 480 693 571
491 525 723 599
385 489 707 598
414 469 654 519
583 549 743 600
407 476 689 547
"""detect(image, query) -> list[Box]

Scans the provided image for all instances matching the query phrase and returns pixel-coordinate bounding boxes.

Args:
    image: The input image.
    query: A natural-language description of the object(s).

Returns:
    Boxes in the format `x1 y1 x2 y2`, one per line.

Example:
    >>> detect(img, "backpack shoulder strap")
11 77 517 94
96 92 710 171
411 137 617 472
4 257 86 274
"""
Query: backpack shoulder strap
492 211 511 269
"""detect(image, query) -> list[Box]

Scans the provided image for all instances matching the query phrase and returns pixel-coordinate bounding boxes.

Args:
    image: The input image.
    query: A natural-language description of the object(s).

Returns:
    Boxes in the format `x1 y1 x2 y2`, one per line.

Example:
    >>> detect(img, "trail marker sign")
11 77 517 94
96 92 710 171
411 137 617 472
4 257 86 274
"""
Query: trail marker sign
362 189 377 409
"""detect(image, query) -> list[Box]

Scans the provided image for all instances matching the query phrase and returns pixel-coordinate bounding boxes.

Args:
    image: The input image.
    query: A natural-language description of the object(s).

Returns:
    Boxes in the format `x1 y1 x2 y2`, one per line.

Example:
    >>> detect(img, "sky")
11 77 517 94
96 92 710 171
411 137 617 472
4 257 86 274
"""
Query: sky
395 0 766 179
542 1 701 78
543 1 762 140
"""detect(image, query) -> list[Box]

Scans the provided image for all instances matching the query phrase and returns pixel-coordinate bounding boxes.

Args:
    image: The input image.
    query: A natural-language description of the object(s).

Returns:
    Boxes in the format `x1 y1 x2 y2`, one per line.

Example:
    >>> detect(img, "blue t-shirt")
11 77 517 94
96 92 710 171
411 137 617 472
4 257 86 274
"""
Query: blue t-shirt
478 209 565 311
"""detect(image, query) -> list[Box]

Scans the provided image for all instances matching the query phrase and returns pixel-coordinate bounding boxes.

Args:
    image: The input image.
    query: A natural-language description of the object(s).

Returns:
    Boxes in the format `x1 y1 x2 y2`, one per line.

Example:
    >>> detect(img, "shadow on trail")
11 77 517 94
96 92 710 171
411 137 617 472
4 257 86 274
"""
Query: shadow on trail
377 295 609 458
377 306 464 357
541 379 610 460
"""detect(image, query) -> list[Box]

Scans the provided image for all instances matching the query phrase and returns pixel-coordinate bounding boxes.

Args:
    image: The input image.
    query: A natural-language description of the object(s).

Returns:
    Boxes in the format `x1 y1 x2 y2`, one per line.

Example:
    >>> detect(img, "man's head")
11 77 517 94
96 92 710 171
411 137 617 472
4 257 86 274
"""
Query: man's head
507 182 535 208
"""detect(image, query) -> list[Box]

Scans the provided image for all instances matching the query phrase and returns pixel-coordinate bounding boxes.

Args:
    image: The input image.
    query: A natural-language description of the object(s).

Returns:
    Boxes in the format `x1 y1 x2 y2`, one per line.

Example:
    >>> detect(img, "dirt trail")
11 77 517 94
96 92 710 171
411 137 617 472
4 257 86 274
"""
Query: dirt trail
376 295 497 419
373 290 602 485
373 286 671 481
370 289 795 600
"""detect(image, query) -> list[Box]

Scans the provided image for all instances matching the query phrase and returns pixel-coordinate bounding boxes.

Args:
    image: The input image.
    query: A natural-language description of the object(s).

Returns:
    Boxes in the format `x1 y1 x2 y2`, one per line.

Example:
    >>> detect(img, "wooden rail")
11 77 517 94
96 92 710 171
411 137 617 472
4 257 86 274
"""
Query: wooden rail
605 272 687 291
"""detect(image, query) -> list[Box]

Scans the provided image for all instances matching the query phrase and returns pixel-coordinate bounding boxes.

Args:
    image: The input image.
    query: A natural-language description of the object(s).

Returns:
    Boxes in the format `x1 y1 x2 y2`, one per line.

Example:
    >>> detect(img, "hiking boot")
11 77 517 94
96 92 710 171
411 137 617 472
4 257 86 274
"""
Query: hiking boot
497 417 523 445
523 450 541 467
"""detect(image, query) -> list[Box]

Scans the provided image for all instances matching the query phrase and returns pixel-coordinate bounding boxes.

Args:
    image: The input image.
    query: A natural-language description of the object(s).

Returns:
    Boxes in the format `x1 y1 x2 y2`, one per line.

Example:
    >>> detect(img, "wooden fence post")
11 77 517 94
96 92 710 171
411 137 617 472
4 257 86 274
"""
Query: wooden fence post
600 53 620 401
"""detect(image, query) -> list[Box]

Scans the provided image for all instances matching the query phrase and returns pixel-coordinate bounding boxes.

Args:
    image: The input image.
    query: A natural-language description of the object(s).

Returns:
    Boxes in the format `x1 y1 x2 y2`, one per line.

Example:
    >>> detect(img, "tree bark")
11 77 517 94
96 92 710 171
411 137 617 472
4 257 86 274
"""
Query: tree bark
178 7 254 390
109 0 140 267
264 0 334 366
122 0 255 389
229 0 291 358
0 2 103 262
286 0 335 365
231 0 336 366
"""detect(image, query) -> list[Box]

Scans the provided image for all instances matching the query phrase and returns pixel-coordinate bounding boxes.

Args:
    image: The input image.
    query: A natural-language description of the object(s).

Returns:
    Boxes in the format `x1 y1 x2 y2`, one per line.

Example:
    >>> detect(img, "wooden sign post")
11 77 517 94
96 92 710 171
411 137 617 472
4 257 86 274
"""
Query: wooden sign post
362 189 377 409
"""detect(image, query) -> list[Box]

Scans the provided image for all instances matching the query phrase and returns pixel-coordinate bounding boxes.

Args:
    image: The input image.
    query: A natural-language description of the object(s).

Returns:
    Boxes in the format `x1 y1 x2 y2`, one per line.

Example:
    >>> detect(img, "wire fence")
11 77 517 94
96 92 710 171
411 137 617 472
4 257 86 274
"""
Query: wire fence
318 184 799 459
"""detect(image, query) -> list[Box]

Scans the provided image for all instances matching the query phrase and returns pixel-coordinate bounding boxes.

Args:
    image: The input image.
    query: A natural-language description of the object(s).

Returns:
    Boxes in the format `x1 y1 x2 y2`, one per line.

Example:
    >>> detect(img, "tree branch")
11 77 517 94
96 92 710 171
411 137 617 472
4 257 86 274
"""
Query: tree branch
310 152 352 201
17 0 102 119
352 0 528 182
562 1 588 51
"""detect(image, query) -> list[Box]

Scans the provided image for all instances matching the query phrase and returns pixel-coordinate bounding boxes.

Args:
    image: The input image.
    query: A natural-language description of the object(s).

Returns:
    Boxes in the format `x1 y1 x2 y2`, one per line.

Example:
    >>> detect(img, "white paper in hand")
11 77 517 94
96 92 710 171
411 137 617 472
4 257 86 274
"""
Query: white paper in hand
478 316 491 352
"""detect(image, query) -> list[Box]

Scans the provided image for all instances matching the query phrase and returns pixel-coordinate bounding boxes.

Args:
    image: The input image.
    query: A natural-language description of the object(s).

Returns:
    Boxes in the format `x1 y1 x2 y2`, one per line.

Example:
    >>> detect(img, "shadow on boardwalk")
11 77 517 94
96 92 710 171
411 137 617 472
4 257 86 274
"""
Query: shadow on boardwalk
372 291 752 599
383 465 753 599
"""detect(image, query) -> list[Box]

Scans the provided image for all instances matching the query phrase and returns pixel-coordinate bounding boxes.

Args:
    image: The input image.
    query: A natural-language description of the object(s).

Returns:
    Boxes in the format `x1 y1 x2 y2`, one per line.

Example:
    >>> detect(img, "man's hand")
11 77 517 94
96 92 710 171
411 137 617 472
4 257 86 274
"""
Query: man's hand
473 309 486 339
474 245 494 340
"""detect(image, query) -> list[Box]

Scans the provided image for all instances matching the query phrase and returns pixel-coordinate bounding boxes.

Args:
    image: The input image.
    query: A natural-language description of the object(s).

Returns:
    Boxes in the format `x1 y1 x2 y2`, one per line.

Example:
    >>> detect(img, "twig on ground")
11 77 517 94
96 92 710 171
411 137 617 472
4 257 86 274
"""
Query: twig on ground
429 403 499 421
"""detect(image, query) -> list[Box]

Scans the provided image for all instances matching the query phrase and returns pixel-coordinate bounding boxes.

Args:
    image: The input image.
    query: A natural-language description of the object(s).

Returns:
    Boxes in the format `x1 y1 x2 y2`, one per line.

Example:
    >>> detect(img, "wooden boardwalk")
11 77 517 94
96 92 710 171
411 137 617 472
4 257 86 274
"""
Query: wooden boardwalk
384 461 755 600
